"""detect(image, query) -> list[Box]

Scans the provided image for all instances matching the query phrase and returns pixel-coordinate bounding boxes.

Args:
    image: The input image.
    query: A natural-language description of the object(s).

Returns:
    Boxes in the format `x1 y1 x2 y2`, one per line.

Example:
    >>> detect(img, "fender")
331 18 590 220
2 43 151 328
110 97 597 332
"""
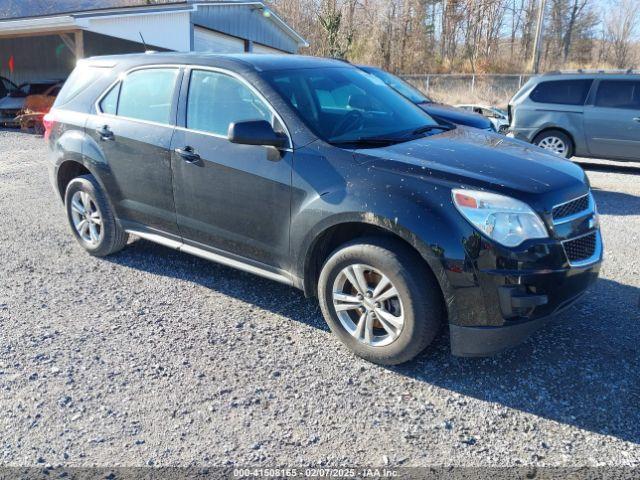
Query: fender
291 185 470 324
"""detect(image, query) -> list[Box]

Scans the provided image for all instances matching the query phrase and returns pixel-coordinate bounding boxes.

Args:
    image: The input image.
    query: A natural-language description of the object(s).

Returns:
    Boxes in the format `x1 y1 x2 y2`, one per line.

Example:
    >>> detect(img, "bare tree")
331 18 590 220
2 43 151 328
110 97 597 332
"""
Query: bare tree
562 0 589 62
544 0 596 68
266 0 639 73
604 0 639 68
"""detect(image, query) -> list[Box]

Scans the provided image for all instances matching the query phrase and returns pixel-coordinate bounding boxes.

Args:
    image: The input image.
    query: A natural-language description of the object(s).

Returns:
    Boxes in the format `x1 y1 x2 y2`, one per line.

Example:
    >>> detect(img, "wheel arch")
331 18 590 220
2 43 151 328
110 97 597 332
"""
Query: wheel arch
53 126 111 201
56 160 92 201
299 214 454 314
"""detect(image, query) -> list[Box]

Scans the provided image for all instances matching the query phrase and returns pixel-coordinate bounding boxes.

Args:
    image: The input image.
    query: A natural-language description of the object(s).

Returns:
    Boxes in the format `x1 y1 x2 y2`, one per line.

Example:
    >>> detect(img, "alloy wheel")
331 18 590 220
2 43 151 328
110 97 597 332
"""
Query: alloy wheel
537 136 568 157
332 264 404 347
70 191 103 246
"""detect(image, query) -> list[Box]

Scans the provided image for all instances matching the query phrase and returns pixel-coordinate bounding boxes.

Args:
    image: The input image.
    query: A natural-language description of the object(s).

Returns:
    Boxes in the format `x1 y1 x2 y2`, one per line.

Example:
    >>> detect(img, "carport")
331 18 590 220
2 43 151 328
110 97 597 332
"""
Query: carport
0 1 308 85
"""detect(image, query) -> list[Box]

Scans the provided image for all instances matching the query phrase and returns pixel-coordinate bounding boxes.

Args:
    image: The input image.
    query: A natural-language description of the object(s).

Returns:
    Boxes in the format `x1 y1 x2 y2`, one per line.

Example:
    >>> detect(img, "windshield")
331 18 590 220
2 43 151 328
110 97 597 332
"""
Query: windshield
261 67 439 144
362 68 432 104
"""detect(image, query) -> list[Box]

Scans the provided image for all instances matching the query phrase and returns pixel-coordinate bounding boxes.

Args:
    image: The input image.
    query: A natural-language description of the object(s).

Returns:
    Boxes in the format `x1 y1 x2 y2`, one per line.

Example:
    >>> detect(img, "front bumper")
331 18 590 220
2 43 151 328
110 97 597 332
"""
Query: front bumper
449 257 601 357
450 315 553 357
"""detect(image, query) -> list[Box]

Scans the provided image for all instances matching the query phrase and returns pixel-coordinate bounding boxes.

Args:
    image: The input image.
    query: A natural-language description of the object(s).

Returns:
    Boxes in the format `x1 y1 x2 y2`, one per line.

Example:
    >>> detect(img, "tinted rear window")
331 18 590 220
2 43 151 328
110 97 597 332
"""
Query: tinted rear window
530 80 593 105
595 80 640 109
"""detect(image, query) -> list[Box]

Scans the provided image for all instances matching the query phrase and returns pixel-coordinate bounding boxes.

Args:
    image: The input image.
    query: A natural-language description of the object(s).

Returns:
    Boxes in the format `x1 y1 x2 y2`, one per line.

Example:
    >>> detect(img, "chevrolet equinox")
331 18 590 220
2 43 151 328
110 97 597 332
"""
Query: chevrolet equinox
46 54 603 365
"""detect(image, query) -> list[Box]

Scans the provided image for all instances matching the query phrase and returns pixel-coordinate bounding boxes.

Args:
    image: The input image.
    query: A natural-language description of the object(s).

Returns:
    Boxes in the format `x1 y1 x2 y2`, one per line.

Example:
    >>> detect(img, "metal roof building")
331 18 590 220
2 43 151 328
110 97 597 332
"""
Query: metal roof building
0 1 308 84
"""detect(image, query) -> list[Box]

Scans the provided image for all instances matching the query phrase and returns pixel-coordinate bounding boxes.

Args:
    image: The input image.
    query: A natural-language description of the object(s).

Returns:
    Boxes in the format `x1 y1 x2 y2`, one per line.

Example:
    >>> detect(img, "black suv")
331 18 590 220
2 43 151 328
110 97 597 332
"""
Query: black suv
46 54 602 365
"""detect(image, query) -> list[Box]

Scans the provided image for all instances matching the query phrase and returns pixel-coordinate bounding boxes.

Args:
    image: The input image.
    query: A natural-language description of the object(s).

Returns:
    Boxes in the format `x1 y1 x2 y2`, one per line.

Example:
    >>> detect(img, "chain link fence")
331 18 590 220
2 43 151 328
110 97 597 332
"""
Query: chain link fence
401 74 536 107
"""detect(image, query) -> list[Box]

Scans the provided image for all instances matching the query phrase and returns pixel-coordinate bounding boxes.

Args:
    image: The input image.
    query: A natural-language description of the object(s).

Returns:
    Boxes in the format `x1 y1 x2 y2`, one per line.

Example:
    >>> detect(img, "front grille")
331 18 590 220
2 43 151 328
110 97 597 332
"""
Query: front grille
563 232 597 263
553 195 589 221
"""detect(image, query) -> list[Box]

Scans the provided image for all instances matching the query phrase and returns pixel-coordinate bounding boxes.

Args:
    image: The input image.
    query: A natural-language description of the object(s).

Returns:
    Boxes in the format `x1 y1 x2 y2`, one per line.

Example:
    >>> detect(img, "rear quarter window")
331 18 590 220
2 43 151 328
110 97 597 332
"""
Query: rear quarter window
99 84 120 115
529 79 593 106
55 64 109 107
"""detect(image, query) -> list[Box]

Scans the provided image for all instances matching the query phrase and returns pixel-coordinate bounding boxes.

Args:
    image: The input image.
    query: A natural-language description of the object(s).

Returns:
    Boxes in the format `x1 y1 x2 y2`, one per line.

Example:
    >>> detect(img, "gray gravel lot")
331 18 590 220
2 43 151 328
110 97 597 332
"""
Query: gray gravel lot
0 130 639 468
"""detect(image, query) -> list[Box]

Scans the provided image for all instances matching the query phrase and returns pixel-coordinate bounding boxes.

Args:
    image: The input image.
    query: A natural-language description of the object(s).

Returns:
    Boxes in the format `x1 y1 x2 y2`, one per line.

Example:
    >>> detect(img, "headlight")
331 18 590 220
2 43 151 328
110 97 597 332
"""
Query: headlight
452 189 548 247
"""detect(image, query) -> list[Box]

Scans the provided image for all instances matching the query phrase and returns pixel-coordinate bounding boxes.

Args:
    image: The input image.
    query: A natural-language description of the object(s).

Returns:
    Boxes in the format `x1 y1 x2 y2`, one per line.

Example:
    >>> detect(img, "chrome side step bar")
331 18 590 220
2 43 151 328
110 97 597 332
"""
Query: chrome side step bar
126 229 294 286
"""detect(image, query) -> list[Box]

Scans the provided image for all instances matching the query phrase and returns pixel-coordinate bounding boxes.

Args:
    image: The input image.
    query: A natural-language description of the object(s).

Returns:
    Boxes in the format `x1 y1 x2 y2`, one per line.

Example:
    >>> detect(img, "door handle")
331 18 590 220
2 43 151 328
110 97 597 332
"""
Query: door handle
97 125 114 141
175 146 201 163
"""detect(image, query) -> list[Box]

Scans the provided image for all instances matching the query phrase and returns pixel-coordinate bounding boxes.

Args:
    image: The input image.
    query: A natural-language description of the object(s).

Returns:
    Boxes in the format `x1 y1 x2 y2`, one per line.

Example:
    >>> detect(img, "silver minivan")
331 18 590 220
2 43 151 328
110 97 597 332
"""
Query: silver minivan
509 71 640 161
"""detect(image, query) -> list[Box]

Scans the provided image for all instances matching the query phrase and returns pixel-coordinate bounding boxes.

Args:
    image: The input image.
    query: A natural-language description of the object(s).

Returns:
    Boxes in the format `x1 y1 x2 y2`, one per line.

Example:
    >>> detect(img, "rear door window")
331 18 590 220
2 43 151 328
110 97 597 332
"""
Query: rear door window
595 80 640 110
530 80 593 105
115 68 179 124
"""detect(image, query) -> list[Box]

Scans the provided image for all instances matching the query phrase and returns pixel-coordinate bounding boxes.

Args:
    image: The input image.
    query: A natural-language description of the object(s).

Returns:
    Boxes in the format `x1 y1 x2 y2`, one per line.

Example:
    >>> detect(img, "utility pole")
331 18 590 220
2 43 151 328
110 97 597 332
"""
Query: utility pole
531 0 547 74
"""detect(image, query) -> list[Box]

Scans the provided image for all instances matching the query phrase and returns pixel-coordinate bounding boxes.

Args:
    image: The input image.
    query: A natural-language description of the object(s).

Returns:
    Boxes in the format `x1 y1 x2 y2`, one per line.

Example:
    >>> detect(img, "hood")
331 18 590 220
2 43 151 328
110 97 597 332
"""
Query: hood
355 127 589 209
420 102 493 130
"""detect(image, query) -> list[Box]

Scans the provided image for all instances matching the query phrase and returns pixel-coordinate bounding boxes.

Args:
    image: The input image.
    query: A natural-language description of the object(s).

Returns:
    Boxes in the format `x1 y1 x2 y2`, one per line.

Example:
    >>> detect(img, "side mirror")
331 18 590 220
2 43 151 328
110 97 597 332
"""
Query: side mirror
228 120 288 149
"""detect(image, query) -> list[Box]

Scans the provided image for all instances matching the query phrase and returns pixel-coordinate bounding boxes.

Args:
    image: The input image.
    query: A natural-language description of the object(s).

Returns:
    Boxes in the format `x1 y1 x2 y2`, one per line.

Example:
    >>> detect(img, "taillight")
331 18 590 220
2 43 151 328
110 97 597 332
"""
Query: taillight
43 113 54 141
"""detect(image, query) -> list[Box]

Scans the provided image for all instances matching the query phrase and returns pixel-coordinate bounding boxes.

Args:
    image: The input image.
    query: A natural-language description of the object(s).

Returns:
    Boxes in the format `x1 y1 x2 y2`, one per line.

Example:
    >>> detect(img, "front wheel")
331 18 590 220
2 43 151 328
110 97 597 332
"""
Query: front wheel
534 130 574 158
317 238 443 365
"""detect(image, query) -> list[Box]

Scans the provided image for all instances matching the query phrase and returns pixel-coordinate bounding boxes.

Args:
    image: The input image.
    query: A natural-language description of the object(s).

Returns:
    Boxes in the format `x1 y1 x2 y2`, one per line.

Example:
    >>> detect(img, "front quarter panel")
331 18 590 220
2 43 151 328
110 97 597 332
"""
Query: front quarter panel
289 142 477 325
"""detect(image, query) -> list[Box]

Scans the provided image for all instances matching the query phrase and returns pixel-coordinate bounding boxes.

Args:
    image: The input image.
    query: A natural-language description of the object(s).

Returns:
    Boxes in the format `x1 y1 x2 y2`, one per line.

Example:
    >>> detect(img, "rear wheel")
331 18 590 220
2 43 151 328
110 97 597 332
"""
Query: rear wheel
534 130 574 158
317 237 443 365
64 174 128 257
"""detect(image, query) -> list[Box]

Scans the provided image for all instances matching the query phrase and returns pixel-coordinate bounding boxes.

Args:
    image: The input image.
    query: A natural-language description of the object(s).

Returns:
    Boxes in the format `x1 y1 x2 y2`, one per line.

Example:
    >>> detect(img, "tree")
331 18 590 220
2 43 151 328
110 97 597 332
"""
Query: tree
267 0 638 73
604 0 639 68
544 0 596 68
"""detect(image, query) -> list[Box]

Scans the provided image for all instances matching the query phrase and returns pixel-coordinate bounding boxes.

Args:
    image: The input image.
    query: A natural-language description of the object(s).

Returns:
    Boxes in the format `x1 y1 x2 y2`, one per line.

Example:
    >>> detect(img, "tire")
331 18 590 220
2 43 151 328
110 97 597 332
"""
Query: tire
64 174 129 257
317 237 443 365
533 129 574 158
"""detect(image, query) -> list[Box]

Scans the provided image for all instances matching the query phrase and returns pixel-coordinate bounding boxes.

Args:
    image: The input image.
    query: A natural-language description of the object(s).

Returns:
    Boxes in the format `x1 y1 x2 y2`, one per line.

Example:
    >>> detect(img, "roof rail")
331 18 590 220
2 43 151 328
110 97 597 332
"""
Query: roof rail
543 69 639 76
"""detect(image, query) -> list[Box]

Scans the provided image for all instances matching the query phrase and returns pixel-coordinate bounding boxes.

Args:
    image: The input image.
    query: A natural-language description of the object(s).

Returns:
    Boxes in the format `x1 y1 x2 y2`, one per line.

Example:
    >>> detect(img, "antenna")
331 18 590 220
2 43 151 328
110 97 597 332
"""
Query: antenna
139 32 148 51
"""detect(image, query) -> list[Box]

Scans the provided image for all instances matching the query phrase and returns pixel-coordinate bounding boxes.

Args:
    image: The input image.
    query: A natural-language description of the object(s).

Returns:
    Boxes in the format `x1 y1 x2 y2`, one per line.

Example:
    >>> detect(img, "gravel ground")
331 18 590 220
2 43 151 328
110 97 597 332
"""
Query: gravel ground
0 129 639 468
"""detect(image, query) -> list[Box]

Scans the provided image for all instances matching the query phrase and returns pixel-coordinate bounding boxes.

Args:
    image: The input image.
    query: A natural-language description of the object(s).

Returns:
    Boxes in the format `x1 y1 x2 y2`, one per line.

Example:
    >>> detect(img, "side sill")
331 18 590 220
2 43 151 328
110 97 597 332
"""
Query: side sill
126 229 295 287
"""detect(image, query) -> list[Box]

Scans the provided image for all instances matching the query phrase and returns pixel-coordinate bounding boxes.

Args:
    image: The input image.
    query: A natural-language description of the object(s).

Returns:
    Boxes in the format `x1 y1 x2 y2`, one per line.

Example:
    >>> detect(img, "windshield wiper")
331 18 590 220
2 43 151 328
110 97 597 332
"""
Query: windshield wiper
331 125 454 147
410 124 455 135
330 136 405 147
